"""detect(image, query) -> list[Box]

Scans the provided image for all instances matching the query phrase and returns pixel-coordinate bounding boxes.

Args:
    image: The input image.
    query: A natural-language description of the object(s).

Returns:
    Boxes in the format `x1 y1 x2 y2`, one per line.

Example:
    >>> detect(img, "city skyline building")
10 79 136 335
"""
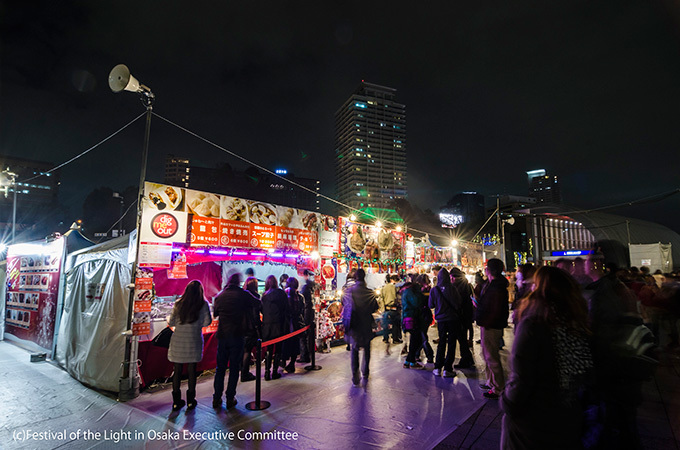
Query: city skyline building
527 168 562 204
334 82 407 214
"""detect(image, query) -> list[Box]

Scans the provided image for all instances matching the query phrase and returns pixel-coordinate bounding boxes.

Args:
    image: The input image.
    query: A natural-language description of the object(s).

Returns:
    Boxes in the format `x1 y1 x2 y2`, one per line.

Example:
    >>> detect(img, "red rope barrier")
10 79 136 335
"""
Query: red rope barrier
261 324 311 348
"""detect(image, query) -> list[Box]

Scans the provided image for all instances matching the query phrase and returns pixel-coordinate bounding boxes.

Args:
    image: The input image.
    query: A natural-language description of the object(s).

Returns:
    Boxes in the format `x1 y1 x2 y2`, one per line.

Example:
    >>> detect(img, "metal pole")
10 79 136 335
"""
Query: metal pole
11 178 17 244
246 339 271 410
119 95 153 401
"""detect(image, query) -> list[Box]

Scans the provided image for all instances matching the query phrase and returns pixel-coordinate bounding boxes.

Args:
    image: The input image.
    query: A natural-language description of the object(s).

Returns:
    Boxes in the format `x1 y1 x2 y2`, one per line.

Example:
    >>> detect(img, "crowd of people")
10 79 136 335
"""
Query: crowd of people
162 252 680 448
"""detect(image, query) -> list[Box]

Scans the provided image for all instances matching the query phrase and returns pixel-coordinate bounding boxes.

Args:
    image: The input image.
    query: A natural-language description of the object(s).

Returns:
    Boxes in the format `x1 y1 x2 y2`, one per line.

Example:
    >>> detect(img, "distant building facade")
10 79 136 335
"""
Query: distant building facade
163 158 320 211
440 192 486 226
335 82 407 212
527 169 562 204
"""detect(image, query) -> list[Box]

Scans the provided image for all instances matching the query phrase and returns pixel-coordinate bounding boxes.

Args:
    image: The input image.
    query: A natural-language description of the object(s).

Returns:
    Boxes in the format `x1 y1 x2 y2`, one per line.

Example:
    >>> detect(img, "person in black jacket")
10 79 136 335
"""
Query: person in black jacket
428 268 462 377
282 277 305 373
298 269 315 363
450 267 475 369
476 258 510 399
212 271 262 410
261 275 288 381
342 269 379 386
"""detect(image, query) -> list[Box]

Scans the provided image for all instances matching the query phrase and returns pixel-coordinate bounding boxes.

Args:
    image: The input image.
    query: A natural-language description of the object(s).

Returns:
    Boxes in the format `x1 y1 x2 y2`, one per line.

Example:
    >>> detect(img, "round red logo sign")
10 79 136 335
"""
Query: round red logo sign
151 213 179 239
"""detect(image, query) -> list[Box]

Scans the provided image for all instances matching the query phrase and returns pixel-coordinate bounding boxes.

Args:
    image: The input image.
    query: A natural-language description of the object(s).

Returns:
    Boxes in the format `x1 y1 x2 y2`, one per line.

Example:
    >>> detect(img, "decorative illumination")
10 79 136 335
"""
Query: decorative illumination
375 220 382 228
350 214 357 221
451 240 458 247
396 225 402 232
310 250 320 260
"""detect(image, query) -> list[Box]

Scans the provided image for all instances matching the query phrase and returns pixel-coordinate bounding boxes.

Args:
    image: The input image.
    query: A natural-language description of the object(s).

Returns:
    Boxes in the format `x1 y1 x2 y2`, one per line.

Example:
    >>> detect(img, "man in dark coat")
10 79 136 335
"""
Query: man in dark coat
342 269 379 386
476 258 509 399
451 267 475 368
212 270 262 409
429 268 462 377
298 269 315 363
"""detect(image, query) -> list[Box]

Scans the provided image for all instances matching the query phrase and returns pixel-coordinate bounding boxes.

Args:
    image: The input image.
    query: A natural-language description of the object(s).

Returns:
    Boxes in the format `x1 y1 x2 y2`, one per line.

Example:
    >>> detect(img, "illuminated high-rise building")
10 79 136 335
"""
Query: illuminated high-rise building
527 169 562 204
334 82 407 212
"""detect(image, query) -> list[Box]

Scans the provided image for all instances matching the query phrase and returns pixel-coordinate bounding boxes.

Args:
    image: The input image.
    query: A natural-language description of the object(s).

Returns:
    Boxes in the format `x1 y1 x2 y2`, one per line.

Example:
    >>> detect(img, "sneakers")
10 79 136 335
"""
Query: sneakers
241 372 256 382
424 361 435 370
403 362 411 369
226 397 238 409
410 362 425 370
483 391 500 399
432 368 441 376
479 384 492 391
443 369 457 378
393 339 403 344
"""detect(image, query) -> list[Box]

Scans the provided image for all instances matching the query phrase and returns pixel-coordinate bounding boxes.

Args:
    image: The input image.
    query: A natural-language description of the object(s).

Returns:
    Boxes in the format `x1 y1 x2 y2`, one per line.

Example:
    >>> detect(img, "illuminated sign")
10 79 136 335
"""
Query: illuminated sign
439 213 464 228
550 250 593 257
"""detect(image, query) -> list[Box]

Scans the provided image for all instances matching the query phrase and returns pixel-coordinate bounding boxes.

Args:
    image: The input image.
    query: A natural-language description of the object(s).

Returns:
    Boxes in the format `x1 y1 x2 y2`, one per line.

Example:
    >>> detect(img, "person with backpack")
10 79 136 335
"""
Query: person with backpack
428 267 462 377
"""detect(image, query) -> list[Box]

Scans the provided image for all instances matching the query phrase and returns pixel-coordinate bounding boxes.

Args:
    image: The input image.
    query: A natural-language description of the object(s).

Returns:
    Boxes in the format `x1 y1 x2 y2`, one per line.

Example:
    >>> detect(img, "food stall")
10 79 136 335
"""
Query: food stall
413 235 485 280
135 182 322 387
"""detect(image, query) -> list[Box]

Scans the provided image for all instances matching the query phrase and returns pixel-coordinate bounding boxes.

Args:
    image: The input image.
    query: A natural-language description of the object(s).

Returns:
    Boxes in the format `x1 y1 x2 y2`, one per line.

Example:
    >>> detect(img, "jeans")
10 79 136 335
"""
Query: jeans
420 327 434 362
214 335 245 401
350 337 371 384
435 320 460 371
382 310 402 343
481 327 505 393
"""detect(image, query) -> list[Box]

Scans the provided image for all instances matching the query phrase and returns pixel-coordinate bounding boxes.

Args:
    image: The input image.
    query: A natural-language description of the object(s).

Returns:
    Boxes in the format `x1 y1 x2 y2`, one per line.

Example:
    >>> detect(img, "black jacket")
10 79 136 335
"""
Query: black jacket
300 279 315 324
452 276 474 327
342 281 379 344
428 276 461 323
475 277 509 329
261 287 288 341
213 284 262 338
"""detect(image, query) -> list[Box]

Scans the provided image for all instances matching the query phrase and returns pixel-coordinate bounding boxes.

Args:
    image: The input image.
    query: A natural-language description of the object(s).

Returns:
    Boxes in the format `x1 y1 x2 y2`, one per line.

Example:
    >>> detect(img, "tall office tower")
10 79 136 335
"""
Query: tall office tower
164 154 190 187
527 169 562 204
334 82 407 213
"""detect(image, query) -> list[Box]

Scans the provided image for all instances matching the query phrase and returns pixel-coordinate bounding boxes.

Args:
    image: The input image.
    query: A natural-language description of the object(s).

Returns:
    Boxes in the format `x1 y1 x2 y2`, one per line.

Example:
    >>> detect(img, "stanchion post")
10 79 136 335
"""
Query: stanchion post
304 322 322 371
246 339 270 411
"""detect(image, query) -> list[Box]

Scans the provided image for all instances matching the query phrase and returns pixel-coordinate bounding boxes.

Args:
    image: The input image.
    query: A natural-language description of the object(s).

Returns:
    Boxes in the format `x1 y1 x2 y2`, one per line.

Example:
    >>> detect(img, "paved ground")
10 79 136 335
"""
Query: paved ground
435 346 680 450
1 327 677 450
0 326 504 450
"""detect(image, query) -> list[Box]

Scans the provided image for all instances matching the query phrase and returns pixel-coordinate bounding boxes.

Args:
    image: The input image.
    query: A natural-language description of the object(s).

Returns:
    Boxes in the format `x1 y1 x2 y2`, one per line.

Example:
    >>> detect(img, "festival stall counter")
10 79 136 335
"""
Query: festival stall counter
134 182 325 387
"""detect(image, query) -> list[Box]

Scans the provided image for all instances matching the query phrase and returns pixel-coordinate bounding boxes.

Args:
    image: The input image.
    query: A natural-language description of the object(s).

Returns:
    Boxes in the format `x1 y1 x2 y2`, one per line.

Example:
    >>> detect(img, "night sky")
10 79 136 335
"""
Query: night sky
2 1 680 233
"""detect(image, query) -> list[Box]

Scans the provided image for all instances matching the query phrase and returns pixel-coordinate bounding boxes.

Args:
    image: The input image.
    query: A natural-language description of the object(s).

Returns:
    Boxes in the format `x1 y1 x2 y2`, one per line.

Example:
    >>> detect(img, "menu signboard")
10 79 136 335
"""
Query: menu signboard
140 182 323 265
5 239 64 350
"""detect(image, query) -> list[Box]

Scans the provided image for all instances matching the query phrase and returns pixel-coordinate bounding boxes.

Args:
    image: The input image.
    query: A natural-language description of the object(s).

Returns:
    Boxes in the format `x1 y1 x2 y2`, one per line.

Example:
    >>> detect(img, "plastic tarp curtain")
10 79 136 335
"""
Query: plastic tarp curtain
629 243 673 273
220 261 297 290
153 262 223 300
55 248 130 392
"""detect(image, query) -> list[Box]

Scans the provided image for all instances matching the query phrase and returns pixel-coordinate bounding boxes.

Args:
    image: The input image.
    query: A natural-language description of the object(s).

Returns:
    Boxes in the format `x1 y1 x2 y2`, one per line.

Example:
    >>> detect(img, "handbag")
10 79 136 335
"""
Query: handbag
152 326 173 348
403 316 415 331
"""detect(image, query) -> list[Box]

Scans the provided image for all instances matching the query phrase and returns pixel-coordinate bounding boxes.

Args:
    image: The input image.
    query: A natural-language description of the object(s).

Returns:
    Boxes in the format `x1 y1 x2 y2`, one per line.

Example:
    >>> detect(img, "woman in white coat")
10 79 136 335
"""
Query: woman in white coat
167 280 212 411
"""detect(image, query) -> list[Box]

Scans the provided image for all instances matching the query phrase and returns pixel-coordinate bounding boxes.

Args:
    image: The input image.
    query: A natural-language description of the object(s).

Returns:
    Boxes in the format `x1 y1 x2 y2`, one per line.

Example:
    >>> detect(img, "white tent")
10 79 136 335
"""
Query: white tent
54 233 132 392
629 243 673 273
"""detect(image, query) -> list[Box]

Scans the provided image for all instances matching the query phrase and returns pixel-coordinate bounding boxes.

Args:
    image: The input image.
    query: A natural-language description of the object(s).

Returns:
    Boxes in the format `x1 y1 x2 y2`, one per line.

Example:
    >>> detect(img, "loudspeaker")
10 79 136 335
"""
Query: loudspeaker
108 64 141 93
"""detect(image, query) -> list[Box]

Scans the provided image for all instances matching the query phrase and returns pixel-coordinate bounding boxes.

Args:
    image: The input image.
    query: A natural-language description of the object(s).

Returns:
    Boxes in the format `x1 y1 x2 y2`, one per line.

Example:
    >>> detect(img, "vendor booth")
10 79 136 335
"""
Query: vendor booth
4 224 93 355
